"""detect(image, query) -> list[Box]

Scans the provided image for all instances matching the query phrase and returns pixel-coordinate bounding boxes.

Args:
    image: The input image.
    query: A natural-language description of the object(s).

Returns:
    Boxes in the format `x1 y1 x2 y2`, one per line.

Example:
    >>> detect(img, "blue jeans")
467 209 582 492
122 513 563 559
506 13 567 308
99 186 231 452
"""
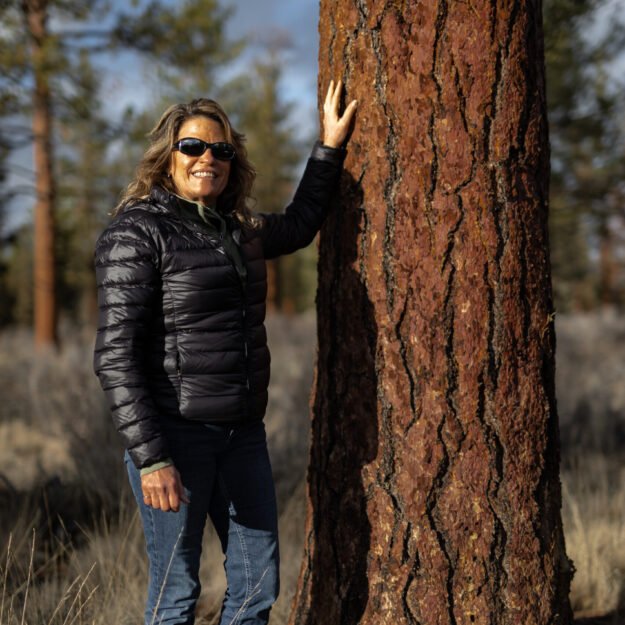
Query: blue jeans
125 420 279 625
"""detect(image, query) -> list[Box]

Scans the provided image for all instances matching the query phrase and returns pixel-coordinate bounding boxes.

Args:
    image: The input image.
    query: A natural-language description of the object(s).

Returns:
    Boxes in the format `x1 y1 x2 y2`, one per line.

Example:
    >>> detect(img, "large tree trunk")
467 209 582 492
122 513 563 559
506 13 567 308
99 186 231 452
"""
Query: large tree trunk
25 0 57 348
290 2 572 624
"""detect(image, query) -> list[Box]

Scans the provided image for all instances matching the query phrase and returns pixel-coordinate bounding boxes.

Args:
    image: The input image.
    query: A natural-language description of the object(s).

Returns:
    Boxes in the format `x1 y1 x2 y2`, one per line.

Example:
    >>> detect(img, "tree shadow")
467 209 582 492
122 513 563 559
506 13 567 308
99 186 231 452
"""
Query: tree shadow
298 169 379 624
574 611 624 625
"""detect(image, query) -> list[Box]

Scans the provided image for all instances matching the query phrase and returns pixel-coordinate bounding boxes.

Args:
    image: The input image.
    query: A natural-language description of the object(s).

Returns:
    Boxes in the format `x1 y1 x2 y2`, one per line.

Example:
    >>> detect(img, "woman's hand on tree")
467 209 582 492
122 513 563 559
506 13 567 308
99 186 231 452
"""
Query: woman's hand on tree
141 465 190 512
322 79 357 148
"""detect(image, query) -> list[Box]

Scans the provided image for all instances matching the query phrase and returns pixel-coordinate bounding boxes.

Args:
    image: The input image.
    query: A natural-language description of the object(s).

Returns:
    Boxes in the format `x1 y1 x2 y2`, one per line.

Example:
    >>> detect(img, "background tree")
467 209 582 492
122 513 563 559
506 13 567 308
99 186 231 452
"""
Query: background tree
0 0 117 346
544 0 625 310
113 0 242 101
24 0 60 348
55 50 120 327
291 2 572 624
223 48 307 312
0 128 14 327
0 0 242 338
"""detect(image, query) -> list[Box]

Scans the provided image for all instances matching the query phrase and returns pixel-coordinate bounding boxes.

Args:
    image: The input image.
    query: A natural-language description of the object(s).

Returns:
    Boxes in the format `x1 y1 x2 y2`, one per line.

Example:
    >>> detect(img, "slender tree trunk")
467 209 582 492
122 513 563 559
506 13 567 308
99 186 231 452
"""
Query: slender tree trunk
291 2 572 624
598 221 616 305
267 259 280 313
25 0 57 348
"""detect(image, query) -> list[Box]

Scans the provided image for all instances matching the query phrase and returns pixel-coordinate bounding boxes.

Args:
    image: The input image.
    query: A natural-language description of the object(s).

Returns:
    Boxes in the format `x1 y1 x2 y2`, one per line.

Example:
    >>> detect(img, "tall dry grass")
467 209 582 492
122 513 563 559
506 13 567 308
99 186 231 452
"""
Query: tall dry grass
0 310 623 622
556 310 625 621
0 315 315 624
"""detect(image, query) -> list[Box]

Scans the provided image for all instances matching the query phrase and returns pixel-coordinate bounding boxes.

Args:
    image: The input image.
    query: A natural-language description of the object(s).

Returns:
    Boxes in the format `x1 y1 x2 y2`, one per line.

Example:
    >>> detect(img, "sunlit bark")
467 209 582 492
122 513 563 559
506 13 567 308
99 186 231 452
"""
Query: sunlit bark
291 1 572 623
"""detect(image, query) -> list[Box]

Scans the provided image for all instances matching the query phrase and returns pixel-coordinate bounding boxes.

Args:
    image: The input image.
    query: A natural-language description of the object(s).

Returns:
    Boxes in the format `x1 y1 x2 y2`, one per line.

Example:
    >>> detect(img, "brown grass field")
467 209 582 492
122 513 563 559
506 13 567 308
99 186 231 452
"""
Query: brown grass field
0 310 623 624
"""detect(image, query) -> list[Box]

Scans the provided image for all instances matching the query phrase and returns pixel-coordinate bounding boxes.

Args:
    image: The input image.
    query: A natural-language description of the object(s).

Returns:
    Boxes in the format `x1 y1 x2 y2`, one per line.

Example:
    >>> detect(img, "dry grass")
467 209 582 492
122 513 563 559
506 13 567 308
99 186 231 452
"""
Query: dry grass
0 315 315 624
562 455 625 618
556 310 625 621
0 310 623 622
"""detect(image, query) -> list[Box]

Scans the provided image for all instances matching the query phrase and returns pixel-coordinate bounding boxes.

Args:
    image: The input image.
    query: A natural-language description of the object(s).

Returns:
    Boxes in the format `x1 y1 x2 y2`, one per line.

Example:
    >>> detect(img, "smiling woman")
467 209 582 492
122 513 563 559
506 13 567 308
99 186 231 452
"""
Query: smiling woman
169 117 232 204
93 85 356 625
112 99 258 226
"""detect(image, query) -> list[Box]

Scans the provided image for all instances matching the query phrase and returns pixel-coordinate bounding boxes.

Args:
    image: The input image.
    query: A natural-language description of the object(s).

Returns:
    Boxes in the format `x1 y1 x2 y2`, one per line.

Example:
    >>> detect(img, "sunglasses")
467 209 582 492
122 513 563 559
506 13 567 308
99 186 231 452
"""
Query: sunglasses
172 138 236 161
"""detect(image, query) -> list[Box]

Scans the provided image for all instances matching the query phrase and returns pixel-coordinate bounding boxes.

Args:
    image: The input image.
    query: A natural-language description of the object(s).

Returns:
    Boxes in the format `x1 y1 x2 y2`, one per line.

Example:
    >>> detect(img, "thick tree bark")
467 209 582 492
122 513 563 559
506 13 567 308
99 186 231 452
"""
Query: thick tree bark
290 2 572 624
25 0 57 348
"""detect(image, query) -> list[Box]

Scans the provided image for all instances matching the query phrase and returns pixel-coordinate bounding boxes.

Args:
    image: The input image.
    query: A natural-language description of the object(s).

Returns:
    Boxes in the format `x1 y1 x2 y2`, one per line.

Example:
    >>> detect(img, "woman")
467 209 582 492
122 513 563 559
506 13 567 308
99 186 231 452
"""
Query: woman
93 81 357 625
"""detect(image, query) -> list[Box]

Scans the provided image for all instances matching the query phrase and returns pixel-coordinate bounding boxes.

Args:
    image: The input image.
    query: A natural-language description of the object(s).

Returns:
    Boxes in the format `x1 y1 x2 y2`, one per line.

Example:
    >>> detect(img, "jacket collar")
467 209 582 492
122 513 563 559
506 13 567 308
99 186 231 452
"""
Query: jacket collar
149 185 234 223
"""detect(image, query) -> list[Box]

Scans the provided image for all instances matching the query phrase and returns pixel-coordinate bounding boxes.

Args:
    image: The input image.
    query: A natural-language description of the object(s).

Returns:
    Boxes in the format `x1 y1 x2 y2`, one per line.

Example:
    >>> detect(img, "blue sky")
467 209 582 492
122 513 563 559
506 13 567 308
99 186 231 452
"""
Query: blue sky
100 0 320 139
225 0 319 103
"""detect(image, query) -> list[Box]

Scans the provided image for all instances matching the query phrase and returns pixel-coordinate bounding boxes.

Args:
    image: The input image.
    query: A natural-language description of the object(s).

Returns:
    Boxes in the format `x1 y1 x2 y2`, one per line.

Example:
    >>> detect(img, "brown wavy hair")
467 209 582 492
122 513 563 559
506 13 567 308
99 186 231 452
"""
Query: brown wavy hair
114 98 258 226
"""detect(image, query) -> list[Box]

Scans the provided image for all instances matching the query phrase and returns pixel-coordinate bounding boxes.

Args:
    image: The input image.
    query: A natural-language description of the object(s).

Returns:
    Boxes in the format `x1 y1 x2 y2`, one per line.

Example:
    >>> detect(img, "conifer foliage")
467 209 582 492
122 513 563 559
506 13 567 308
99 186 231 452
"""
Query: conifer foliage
0 1 306 337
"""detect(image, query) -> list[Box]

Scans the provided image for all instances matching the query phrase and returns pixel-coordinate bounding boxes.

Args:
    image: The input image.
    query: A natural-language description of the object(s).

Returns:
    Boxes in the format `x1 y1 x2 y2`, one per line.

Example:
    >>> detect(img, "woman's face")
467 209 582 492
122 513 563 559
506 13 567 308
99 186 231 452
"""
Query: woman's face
169 116 231 204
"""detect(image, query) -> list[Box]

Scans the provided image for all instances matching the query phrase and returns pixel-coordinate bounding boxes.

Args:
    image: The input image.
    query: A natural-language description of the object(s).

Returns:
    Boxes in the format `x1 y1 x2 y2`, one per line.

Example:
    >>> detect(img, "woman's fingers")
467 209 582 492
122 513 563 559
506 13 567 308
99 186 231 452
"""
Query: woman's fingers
340 99 358 125
323 79 343 120
160 486 175 512
322 79 357 148
141 465 188 513
325 79 334 111
332 79 342 112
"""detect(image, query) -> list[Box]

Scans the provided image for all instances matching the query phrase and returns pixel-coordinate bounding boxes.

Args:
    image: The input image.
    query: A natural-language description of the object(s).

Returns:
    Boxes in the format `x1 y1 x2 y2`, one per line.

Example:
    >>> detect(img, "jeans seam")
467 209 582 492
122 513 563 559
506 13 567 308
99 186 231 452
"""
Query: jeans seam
220 475 253 624
233 521 252 623
146 499 163 624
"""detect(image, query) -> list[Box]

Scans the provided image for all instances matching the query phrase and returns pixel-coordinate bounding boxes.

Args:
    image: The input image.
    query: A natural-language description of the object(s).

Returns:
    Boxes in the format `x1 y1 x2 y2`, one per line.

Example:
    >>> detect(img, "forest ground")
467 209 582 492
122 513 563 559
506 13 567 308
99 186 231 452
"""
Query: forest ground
0 310 623 624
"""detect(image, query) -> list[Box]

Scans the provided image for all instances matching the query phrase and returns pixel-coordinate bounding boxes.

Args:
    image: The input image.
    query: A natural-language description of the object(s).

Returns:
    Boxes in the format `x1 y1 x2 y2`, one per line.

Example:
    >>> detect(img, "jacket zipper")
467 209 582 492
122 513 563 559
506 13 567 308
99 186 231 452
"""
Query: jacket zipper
242 299 250 392
215 227 250 398
221 228 250 395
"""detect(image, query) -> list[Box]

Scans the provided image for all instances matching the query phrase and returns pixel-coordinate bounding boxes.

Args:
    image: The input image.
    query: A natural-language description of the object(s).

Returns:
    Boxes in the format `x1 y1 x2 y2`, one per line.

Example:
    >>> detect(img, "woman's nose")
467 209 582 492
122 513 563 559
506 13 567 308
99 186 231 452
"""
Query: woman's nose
198 148 217 164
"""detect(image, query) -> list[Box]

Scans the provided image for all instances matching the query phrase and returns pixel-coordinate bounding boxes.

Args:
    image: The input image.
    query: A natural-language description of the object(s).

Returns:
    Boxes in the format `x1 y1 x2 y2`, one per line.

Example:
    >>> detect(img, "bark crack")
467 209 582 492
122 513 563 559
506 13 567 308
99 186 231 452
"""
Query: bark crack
451 53 469 137
424 0 448 252
328 0 337 73
401 523 422 625
396 287 419 434
424 5 464 622
369 22 401 315
476 366 508 621
450 53 479 195
425 419 458 625
519 226 531 344
376 394 402 515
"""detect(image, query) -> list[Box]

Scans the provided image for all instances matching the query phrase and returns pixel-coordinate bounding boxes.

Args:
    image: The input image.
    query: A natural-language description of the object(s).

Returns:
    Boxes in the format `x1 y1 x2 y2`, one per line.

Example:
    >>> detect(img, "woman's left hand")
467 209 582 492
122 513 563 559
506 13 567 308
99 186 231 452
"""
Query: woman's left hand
322 80 358 149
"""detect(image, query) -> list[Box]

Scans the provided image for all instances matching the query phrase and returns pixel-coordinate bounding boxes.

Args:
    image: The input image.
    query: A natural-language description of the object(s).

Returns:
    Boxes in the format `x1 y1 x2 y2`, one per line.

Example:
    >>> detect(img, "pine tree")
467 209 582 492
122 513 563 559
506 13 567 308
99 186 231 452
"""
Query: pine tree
0 0 242 338
24 0 59 347
222 49 306 311
544 0 625 309
112 0 243 101
56 50 120 327
291 2 572 623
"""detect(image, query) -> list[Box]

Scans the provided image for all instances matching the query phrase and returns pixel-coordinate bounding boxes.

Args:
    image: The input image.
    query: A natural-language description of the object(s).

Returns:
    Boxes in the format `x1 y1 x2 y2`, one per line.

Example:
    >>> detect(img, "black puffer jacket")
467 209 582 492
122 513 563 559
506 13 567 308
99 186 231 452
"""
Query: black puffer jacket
94 143 344 469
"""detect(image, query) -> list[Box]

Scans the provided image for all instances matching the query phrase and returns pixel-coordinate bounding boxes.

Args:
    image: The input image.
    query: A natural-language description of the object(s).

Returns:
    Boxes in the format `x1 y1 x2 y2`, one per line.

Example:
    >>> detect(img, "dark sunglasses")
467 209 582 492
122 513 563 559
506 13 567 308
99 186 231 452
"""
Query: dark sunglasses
172 138 236 161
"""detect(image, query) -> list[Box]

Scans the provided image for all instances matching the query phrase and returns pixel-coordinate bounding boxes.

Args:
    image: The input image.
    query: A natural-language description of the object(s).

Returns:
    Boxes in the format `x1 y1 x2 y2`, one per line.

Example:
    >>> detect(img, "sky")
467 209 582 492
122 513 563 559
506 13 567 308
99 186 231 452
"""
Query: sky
100 0 321 139
224 0 319 110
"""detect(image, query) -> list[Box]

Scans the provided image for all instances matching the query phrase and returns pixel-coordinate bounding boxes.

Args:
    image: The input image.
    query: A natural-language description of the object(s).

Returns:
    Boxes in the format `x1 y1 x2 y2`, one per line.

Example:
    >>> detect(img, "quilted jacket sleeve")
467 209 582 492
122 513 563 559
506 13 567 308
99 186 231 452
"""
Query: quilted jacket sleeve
260 141 346 259
93 212 169 470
